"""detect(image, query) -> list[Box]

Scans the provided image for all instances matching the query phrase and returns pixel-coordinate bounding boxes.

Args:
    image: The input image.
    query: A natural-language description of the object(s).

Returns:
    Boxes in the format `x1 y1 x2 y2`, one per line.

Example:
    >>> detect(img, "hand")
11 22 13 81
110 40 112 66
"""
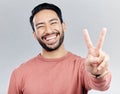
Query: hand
83 28 109 78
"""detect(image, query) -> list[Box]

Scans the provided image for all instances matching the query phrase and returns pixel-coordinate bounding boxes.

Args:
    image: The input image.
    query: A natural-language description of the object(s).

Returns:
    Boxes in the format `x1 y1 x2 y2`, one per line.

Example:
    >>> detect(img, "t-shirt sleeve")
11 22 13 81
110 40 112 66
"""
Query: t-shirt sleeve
80 58 112 91
7 69 22 94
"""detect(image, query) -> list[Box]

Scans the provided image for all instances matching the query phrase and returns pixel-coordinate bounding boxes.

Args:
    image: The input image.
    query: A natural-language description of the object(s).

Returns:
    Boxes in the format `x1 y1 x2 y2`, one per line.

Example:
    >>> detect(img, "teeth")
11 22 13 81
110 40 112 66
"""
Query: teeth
46 36 56 40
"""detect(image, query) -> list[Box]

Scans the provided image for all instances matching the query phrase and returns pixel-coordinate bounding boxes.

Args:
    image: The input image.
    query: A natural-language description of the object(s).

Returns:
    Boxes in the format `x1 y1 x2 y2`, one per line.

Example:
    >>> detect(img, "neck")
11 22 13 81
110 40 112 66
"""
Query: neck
41 44 68 59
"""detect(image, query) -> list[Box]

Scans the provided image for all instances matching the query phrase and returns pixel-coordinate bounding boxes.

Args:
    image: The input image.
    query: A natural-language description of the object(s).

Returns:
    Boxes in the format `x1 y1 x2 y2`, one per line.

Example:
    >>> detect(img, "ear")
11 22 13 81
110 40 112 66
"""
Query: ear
62 22 66 32
33 31 37 40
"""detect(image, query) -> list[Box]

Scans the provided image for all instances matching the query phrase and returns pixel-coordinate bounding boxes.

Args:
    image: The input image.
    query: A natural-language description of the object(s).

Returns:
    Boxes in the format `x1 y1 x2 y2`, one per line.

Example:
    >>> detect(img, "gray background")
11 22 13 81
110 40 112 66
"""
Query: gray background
0 0 119 94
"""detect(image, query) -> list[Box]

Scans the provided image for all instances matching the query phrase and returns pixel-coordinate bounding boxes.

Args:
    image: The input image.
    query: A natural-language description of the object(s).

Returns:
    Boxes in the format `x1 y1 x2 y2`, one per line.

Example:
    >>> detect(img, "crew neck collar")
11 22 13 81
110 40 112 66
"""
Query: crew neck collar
37 51 72 62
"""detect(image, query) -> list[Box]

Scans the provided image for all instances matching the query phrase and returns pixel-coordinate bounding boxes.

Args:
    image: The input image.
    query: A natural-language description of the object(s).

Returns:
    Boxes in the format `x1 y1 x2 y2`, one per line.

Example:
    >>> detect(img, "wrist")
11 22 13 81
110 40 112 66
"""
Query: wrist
91 73 101 78
91 71 109 78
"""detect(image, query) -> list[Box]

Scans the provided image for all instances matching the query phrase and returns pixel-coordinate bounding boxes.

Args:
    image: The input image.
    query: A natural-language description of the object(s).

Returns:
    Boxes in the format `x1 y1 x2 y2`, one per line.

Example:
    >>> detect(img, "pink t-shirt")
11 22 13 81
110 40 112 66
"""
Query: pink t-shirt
8 52 111 94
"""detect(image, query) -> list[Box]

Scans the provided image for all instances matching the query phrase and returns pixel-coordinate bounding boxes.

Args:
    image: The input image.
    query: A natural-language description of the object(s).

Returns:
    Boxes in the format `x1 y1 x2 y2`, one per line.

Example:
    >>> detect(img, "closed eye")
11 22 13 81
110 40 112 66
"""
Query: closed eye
37 25 44 29
51 21 57 25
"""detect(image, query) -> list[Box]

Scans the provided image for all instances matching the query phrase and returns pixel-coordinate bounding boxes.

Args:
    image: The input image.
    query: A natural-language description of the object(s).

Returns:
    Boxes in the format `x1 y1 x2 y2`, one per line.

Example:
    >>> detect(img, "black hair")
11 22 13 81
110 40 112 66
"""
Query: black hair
29 3 63 31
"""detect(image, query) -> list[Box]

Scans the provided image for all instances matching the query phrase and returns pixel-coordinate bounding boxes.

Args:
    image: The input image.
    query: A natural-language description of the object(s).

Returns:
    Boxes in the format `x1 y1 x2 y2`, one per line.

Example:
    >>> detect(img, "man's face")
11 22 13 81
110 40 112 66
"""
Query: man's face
33 9 66 51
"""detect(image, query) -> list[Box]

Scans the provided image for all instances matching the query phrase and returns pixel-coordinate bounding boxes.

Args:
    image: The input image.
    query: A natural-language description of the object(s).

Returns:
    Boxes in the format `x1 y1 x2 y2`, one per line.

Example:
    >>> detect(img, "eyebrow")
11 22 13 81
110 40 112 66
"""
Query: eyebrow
35 18 58 27
49 18 58 22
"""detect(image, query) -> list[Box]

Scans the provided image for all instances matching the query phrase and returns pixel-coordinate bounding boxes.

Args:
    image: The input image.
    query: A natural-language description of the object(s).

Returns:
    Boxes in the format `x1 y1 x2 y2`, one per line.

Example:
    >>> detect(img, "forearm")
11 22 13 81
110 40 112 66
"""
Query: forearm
87 70 112 91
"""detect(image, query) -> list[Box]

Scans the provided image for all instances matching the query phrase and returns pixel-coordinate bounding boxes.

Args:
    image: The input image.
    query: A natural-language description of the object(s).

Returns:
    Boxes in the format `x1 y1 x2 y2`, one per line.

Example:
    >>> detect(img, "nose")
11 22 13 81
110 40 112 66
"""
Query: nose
45 24 53 34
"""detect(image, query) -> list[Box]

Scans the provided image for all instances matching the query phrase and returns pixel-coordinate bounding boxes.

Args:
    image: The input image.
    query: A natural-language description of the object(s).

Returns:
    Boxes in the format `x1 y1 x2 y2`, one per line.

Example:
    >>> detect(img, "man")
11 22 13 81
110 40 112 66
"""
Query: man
8 3 111 94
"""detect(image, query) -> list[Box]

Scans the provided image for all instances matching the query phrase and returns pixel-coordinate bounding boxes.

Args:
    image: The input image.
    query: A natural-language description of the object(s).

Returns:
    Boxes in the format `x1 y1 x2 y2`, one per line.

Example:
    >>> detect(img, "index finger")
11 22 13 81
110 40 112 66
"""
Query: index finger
83 29 93 49
96 28 107 50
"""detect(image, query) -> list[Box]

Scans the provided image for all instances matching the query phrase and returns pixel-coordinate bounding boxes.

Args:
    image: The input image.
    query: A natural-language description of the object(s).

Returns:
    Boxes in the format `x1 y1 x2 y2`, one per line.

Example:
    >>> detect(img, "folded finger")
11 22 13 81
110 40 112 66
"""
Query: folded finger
97 54 109 71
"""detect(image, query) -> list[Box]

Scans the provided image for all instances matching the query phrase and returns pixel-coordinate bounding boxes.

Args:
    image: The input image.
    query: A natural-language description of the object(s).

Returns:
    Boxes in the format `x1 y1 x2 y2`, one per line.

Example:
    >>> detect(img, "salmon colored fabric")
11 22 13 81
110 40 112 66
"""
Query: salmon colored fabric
8 52 111 94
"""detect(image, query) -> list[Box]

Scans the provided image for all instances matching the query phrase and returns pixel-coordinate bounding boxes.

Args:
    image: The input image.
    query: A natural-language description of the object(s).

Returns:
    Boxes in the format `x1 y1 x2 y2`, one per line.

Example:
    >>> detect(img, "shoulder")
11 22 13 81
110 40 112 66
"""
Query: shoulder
67 52 85 66
12 54 40 75
68 52 85 61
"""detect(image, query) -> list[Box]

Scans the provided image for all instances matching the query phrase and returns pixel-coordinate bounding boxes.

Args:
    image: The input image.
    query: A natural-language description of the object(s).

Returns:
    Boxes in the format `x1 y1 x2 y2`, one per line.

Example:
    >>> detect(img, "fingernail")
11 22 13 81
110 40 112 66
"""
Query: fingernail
103 27 107 31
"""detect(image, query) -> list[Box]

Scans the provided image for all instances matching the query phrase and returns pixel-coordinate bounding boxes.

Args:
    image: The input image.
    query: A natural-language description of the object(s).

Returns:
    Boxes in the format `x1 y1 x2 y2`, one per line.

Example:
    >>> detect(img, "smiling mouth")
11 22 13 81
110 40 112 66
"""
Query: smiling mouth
42 32 60 41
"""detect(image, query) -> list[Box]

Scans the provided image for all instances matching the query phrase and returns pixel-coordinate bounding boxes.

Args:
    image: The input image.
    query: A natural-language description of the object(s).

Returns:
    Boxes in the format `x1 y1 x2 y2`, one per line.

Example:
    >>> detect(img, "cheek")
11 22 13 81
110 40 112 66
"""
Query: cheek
52 23 63 30
34 31 43 40
51 25 60 31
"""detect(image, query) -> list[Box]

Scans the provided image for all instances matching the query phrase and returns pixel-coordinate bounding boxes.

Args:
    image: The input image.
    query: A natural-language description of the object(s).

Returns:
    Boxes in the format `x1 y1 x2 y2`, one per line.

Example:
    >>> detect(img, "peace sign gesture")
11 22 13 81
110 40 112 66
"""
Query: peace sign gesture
83 28 109 78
